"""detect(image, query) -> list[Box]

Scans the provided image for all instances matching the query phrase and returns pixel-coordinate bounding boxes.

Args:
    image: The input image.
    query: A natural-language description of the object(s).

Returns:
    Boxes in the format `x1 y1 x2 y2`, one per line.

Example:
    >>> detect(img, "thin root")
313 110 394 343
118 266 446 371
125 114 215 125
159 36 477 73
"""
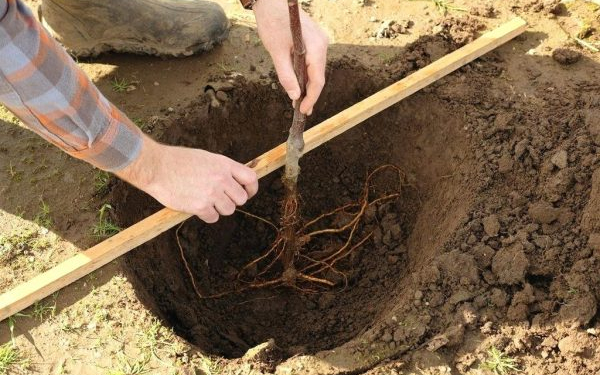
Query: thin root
178 164 413 297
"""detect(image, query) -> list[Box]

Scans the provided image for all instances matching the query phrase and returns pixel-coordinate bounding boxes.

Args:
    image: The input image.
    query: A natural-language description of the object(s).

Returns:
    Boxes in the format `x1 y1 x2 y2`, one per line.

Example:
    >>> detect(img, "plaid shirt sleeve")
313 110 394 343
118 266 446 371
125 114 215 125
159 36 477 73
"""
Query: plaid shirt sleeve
0 0 142 172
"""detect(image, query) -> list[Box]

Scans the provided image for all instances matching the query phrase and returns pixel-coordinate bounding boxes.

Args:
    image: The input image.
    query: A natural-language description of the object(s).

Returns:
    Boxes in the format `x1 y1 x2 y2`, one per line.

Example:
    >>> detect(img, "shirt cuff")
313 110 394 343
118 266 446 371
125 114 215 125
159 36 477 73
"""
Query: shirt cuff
68 106 144 172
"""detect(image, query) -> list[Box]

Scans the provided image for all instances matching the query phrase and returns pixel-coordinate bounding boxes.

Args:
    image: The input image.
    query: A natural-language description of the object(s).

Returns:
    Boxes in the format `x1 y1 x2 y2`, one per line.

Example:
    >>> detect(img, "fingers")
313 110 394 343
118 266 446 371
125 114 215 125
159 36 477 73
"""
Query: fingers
233 164 259 198
197 205 219 224
300 38 328 115
201 164 258 223
214 192 236 216
225 177 249 206
272 52 302 101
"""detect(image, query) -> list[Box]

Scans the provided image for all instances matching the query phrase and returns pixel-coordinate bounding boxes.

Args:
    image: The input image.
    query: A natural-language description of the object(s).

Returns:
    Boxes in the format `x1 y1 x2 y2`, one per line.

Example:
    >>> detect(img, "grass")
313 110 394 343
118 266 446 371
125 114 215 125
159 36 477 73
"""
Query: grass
34 198 52 228
136 318 187 366
378 51 399 65
481 347 521 375
216 62 233 72
137 319 166 360
132 118 150 132
410 0 466 14
0 105 20 126
198 355 223 375
432 0 466 14
111 77 135 93
32 298 57 322
92 204 121 238
0 228 51 263
94 170 111 195
0 343 29 375
7 313 30 347
7 161 23 182
107 354 151 375
574 37 599 53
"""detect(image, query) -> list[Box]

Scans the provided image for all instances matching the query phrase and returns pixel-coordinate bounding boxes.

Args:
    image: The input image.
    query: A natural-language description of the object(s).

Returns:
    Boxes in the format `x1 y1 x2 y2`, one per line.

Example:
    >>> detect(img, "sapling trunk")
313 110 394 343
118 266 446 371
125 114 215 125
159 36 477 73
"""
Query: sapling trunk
281 0 308 284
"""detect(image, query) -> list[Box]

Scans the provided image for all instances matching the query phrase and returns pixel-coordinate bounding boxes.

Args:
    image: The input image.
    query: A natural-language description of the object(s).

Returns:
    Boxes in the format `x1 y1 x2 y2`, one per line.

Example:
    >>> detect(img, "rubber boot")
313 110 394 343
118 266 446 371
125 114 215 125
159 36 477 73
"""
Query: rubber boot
40 0 230 57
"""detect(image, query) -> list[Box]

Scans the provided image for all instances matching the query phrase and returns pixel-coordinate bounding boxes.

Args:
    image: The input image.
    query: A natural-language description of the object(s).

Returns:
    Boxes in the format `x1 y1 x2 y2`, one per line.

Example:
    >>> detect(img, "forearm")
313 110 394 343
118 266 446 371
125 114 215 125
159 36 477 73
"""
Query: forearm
113 134 158 191
0 0 142 172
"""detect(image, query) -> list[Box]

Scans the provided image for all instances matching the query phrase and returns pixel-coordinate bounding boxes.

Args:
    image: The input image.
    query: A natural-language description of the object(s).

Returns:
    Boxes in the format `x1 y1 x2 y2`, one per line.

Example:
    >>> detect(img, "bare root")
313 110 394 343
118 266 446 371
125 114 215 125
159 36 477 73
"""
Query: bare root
238 164 409 292
176 165 410 297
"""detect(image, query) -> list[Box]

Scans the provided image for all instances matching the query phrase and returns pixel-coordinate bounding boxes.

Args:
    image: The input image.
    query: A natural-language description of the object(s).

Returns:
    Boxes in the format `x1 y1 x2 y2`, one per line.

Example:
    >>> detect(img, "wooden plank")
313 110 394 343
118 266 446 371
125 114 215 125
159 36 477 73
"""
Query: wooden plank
0 17 527 322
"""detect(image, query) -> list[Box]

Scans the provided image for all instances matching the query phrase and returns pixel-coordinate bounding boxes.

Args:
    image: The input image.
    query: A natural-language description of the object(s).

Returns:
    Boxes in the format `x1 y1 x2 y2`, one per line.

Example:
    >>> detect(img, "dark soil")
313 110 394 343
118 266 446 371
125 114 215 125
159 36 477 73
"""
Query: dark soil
113 57 472 359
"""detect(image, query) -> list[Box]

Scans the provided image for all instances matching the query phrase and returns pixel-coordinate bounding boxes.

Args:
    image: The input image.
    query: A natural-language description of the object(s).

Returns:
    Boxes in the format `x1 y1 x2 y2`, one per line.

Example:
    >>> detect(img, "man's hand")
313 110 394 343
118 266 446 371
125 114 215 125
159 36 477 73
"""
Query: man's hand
253 0 328 116
116 136 258 223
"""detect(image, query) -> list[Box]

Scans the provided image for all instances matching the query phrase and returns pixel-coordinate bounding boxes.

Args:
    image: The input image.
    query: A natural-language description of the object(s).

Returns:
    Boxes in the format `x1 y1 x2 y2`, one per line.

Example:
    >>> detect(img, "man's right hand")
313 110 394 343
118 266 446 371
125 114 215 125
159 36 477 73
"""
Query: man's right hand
253 0 329 116
116 135 258 223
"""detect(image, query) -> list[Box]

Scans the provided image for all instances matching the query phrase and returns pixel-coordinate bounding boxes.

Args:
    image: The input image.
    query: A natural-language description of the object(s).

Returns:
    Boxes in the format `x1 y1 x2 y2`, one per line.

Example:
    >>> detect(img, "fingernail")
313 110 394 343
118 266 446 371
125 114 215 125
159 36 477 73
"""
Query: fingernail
307 108 313 116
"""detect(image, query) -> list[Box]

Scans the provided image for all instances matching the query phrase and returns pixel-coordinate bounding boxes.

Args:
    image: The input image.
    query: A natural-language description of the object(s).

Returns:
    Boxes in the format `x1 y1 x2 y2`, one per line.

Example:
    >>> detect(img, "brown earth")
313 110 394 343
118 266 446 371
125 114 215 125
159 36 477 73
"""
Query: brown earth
2 0 600 374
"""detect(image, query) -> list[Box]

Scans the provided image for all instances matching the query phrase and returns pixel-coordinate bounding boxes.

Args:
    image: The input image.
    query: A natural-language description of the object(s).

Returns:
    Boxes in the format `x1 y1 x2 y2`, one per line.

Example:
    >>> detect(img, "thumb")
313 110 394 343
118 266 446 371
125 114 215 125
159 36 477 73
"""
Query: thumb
272 53 301 101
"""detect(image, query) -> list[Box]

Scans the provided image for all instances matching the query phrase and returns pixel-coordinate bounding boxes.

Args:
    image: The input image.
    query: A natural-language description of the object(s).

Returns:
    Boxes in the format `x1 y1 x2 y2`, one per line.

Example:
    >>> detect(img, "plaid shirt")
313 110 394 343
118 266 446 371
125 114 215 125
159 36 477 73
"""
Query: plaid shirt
0 0 142 171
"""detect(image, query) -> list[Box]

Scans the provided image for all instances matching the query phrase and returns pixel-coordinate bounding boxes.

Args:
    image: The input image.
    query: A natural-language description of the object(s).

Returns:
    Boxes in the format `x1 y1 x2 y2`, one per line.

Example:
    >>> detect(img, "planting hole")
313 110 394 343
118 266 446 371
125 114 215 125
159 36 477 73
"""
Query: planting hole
113 64 473 358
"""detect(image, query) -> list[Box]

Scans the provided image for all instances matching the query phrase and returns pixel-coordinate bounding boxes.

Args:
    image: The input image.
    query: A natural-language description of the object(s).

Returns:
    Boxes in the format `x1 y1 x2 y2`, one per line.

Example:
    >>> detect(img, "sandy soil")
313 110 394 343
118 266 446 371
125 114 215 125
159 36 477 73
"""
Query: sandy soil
2 0 600 374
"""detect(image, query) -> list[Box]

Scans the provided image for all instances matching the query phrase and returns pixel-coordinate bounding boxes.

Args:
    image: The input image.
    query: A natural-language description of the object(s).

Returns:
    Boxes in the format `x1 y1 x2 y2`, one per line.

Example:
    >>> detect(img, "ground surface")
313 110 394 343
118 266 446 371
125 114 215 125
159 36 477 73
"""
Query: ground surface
1 0 600 374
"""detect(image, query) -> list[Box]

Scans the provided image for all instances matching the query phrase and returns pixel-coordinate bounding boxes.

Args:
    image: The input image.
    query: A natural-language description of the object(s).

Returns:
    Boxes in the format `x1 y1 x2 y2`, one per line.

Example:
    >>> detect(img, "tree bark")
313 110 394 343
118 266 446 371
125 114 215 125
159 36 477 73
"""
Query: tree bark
281 0 307 282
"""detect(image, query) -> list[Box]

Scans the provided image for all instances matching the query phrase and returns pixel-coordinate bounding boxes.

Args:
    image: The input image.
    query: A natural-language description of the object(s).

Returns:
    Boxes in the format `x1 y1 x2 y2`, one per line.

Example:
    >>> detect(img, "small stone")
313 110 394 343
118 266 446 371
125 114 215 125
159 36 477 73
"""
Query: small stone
552 48 581 65
216 90 230 101
588 233 600 250
381 331 393 343
472 244 494 268
528 201 560 224
153 81 159 86
514 139 529 159
489 288 508 307
387 255 399 264
533 235 552 249
243 339 279 362
426 325 464 351
469 3 495 17
448 290 475 305
167 107 174 112
375 19 413 38
467 234 477 245
559 294 597 327
558 333 590 355
497 153 514 173
271 83 278 90
216 82 235 91
551 150 568 169
482 214 501 237
480 321 494 334
492 243 529 285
